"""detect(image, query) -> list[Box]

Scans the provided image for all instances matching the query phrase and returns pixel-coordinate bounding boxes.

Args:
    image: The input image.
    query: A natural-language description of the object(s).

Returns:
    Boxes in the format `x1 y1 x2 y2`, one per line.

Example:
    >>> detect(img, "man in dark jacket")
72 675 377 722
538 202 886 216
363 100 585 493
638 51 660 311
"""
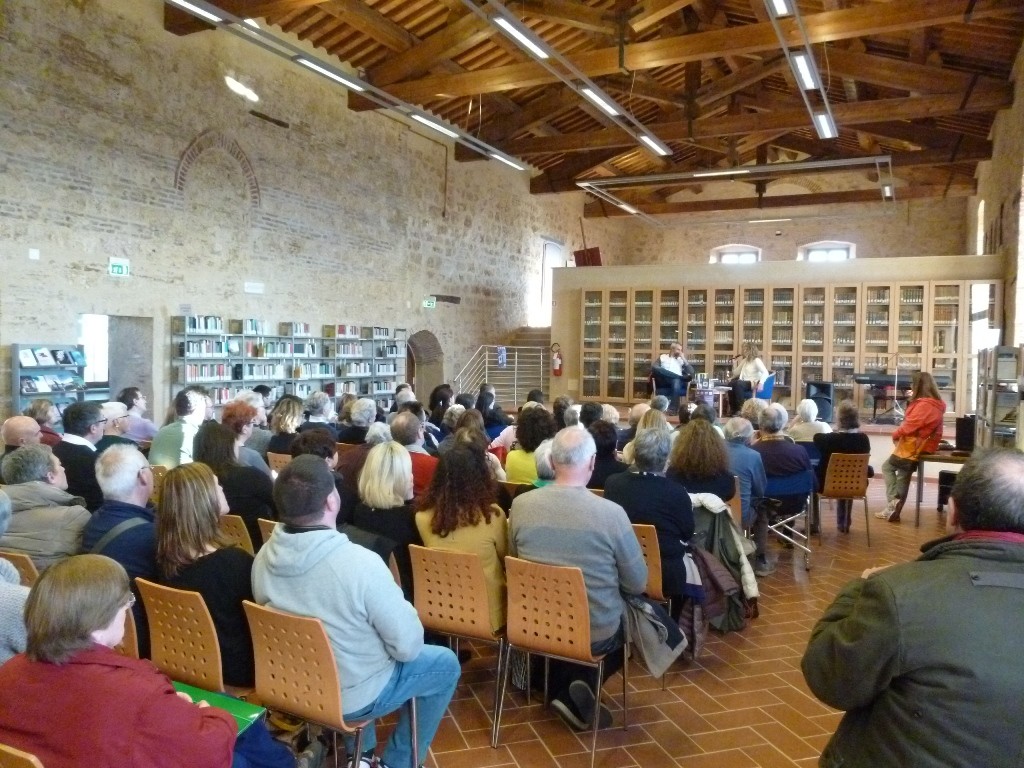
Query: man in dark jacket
801 448 1024 768
51 402 105 511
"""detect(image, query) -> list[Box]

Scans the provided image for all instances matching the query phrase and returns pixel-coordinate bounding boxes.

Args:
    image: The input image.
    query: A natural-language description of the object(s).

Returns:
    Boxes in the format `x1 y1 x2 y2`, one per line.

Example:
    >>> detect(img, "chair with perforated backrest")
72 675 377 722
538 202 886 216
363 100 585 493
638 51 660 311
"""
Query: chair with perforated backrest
258 518 277 545
0 743 45 768
243 600 418 768
408 546 506 740
589 487 605 498
0 551 38 587
630 525 669 690
267 452 292 474
114 604 139 659
218 514 255 556
727 475 743 531
135 579 252 699
494 557 628 768
149 465 168 506
501 481 532 499
816 453 872 546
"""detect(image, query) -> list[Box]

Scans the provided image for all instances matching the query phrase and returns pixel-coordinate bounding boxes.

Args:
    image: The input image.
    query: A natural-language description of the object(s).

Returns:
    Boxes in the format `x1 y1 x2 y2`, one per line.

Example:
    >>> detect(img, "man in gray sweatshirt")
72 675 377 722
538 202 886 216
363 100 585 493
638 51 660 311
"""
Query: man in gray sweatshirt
252 455 459 768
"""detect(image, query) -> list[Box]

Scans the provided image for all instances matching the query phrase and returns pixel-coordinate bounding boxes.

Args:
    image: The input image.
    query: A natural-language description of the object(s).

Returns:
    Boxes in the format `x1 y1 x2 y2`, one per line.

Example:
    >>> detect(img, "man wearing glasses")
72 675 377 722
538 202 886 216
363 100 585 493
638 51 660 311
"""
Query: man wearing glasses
51 401 105 511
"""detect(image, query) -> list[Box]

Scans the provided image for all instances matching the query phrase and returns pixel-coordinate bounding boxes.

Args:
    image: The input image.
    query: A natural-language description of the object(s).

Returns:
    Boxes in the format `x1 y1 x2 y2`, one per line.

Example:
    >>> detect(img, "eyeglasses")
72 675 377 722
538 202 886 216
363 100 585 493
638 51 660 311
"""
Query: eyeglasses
123 593 136 609
249 421 260 427
94 419 108 426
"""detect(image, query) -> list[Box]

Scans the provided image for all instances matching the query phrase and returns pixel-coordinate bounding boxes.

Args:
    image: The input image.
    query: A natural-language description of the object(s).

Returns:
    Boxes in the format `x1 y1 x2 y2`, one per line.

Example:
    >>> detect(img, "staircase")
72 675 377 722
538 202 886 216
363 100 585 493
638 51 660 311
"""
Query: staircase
454 327 550 409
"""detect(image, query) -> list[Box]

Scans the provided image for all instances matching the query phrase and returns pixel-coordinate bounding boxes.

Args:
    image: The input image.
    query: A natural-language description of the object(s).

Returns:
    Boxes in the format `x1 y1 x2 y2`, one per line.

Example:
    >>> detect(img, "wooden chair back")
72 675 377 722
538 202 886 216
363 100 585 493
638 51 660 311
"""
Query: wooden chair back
504 556 594 662
589 487 605 498
500 481 532 500
242 601 347 732
631 524 666 602
0 743 45 768
218 514 255 555
821 453 871 498
258 518 277 545
409 545 497 642
136 578 224 692
266 452 292 474
114 603 139 659
336 442 360 455
728 475 744 529
149 465 168 506
0 550 38 587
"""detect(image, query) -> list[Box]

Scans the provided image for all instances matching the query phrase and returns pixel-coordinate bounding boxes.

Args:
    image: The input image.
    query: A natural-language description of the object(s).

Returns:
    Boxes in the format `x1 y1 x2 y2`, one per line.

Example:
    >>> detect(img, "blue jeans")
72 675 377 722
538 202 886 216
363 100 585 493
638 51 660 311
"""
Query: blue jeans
344 645 460 767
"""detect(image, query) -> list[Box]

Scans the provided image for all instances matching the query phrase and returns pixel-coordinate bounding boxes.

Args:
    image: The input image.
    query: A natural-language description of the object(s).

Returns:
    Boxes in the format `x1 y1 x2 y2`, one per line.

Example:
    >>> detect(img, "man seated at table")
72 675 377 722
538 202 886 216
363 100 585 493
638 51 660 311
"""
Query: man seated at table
651 342 694 416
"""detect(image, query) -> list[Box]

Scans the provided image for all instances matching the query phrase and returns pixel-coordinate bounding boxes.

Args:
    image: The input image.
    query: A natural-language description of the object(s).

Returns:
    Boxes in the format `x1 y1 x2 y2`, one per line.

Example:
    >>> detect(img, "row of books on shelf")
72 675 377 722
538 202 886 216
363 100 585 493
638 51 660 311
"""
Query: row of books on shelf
18 348 86 367
20 373 87 394
179 361 402 383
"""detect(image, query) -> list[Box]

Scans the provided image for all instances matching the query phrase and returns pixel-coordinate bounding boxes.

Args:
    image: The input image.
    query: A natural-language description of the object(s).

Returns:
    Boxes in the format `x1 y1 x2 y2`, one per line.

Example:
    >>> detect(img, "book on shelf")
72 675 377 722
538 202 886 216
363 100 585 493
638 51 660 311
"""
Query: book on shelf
51 349 75 365
32 348 56 366
67 349 87 366
18 348 37 367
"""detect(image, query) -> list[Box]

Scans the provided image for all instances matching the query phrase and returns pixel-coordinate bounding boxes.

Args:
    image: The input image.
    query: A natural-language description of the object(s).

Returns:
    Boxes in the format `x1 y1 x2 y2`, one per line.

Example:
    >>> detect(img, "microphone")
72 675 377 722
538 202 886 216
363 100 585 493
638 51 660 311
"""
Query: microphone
732 354 742 360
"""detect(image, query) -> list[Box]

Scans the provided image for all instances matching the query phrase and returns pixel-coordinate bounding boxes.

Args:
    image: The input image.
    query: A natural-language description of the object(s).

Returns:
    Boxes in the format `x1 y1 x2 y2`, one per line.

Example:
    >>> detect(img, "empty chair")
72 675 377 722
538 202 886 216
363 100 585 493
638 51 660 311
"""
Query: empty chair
218 514 255 556
0 551 38 587
149 465 168 506
0 743 45 768
816 453 872 545
266 452 292 474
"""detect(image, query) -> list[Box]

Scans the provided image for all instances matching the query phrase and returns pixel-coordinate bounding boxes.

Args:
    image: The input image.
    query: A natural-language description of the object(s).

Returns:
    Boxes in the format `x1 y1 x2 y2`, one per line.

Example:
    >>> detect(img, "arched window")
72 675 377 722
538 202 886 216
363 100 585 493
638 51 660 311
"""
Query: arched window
976 199 985 255
709 244 761 264
797 241 855 262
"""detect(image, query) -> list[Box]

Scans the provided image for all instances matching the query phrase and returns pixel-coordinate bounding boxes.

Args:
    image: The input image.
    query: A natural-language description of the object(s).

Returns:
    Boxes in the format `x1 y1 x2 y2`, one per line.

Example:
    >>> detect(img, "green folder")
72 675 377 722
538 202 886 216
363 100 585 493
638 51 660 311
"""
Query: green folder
172 681 266 734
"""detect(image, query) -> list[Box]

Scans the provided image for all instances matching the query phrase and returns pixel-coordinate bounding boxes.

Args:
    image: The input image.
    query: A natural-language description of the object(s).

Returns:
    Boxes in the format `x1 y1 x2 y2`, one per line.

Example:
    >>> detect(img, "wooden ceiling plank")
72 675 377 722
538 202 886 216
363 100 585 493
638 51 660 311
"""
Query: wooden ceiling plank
318 0 416 52
694 55 787 108
368 12 494 86
384 0 1020 103
853 121 992 152
602 75 690 109
519 0 619 35
631 0 700 33
478 87 584 143
823 48 1006 94
530 149 632 193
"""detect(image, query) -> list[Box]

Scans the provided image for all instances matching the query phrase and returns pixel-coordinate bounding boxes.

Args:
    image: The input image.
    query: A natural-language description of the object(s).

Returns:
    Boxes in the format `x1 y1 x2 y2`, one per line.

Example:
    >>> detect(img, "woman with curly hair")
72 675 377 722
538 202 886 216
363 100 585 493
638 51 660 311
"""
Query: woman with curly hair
667 419 736 500
266 395 304 455
415 445 507 632
504 407 557 484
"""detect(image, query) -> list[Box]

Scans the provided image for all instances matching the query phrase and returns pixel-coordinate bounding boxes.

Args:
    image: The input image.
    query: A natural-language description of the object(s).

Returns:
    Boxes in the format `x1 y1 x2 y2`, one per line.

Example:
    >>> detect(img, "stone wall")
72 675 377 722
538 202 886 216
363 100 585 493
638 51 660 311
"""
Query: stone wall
0 0 585 417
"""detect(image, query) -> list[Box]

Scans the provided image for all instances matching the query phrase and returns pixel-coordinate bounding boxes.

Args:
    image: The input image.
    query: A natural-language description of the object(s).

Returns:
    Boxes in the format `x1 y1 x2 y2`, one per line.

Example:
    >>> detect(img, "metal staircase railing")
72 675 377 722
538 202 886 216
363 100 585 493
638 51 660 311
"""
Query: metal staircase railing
454 345 547 409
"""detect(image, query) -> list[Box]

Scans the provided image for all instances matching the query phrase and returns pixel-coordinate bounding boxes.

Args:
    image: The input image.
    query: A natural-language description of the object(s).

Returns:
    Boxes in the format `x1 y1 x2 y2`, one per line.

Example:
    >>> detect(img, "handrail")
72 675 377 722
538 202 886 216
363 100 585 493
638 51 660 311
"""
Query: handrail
454 345 547 408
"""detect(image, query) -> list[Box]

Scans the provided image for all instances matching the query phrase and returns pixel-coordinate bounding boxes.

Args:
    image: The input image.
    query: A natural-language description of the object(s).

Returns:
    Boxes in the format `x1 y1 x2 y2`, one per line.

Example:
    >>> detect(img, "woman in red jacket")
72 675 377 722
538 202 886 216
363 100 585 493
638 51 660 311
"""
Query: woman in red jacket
877 372 946 523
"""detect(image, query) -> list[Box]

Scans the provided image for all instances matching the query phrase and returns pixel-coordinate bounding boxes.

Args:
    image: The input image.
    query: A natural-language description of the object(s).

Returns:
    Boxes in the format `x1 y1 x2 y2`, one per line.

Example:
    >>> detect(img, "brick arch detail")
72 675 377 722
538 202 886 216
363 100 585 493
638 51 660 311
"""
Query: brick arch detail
174 129 261 207
407 329 443 365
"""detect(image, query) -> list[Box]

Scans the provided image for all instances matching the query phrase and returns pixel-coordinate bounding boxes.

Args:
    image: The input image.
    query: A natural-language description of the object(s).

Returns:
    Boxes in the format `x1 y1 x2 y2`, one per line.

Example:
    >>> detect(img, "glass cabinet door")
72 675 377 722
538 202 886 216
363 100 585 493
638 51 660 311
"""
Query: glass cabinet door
582 291 604 353
930 283 962 414
685 289 709 375
895 283 926 377
769 288 795 405
798 287 826 392
657 290 681 351
631 290 655 400
607 290 629 354
712 288 736 379
740 288 766 351
606 351 627 400
830 286 859 404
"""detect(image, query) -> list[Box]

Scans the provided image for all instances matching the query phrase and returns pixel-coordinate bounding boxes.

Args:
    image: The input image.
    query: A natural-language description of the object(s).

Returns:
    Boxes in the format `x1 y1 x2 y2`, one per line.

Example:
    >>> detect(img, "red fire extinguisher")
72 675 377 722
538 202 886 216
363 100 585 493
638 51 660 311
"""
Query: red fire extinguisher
551 343 563 377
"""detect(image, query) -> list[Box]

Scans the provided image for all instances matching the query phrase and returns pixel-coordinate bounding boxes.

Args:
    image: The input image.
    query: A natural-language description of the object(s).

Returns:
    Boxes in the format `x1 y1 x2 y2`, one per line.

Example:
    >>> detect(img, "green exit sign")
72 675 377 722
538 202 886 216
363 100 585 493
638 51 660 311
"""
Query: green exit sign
422 296 436 309
108 257 130 278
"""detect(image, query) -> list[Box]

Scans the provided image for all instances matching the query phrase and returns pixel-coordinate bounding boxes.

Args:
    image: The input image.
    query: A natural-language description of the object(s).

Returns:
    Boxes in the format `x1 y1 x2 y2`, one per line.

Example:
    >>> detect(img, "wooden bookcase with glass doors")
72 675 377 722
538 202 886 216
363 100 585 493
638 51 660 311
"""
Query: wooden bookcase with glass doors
580 280 1001 417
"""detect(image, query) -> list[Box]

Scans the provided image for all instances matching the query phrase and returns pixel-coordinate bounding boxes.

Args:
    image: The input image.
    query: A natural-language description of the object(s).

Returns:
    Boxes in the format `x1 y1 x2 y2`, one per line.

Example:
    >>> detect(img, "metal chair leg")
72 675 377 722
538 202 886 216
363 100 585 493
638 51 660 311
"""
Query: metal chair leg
590 660 604 768
490 642 513 748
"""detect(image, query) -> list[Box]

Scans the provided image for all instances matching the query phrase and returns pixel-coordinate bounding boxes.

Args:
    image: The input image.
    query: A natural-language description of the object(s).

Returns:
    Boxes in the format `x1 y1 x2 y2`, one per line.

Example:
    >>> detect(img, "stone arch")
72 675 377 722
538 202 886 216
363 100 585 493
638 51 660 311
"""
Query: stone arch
407 329 445 397
174 129 260 207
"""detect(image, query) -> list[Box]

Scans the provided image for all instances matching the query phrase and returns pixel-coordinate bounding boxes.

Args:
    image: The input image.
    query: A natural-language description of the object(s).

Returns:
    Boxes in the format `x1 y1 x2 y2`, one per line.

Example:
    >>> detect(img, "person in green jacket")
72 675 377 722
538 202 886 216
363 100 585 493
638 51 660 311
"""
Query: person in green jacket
801 447 1024 768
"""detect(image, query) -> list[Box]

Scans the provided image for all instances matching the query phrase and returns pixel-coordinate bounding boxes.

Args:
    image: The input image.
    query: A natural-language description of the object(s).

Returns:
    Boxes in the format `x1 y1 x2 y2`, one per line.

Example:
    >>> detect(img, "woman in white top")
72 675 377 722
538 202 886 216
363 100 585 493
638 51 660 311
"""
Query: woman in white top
728 342 770 413
786 399 832 442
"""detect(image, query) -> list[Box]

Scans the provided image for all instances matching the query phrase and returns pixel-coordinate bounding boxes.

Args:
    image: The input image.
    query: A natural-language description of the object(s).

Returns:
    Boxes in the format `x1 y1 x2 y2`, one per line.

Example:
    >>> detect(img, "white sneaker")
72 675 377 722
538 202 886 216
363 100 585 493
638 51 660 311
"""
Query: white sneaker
874 499 898 520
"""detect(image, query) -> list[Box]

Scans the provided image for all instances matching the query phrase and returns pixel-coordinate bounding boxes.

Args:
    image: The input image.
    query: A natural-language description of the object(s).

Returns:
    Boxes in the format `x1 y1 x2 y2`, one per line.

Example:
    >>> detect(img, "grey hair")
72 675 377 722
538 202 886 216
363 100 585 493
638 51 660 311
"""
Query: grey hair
951 448 1024 533
550 427 596 468
563 408 580 427
350 398 378 427
650 395 669 412
305 391 333 417
95 444 150 501
395 388 416 407
601 404 620 424
724 417 754 443
534 438 555 480
442 404 466 429
633 429 670 473
759 403 789 434
836 400 860 430
1 444 55 485
365 422 392 445
795 399 818 422
232 390 264 410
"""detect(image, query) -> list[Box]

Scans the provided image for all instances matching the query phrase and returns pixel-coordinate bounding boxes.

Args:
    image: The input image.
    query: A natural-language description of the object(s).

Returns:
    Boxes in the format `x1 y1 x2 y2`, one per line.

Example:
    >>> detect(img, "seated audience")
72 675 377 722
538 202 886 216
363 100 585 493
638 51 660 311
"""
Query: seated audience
739 398 769 440
475 383 511 438
649 394 670 414
489 400 542 452
296 391 338 440
427 384 454 428
336 397 377 444
578 402 604 430
605 429 694 619
391 411 438 497
2 415 42 464
352 441 421 600
667 419 736 501
396 400 441 454
587 421 628 489
266 395 304 455
388 383 413 414
415 446 508 632
0 489 29 665
814 400 872 534
252 384 274 410
786 398 832 442
552 395 574 430
23 399 63 448
621 408 670 466
333 422 392 522
688 402 724 437
336 392 357 426
0 555 244 768
148 387 207 468
116 386 159 444
51 401 105 512
220 401 272 478
504 406 557 485
454 392 476 411
233 390 272 458
0 445 90 570
253 456 459 768
193 421 274 551
724 417 768 562
618 402 650 450
436 404 466 447
532 439 555 486
95 401 136 454
451 416 506 482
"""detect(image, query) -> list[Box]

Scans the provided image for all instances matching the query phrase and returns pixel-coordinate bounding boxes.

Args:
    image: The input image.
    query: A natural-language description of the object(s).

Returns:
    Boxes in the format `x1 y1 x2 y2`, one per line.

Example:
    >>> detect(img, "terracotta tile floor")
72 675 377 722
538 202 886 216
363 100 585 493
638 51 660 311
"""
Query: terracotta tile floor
420 479 949 768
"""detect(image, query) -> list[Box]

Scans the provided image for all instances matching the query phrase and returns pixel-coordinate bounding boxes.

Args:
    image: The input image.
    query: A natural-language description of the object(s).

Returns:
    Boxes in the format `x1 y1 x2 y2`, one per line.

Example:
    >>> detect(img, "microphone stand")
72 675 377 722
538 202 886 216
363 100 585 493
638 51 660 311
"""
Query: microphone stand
874 351 905 424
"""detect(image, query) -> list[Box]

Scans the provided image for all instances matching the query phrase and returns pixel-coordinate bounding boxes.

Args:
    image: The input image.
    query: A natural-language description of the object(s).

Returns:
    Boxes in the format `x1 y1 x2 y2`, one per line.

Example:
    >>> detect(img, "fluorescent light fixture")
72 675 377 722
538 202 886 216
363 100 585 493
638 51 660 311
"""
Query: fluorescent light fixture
692 168 752 178
490 153 526 171
411 114 460 139
748 218 792 224
639 134 671 157
882 184 894 198
243 18 259 28
814 111 837 139
791 52 818 90
493 17 550 60
224 76 259 102
768 0 792 16
581 87 619 117
167 0 222 23
294 57 365 92
618 203 639 215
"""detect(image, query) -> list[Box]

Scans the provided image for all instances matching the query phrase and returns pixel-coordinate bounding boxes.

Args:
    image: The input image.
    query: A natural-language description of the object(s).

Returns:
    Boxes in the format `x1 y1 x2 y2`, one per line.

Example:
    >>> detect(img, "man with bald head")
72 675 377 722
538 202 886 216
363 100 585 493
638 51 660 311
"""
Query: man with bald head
1 417 43 483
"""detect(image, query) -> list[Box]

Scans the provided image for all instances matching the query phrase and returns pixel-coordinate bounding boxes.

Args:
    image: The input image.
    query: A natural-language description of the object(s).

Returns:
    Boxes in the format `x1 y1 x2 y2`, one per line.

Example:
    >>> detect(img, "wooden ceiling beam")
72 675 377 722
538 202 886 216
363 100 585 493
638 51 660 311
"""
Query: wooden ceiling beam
694 55 787 108
853 121 992 153
584 183 977 216
367 12 494 86
530 150 632 194
602 75 690 109
518 0 619 35
630 0 700 33
383 0 1020 103
317 0 417 52
163 0 324 35
504 87 1012 154
822 48 1006 94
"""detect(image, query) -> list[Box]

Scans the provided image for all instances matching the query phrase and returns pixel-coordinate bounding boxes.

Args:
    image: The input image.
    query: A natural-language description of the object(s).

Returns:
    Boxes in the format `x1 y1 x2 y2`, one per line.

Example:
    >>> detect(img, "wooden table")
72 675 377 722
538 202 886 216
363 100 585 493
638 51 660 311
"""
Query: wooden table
915 452 970 526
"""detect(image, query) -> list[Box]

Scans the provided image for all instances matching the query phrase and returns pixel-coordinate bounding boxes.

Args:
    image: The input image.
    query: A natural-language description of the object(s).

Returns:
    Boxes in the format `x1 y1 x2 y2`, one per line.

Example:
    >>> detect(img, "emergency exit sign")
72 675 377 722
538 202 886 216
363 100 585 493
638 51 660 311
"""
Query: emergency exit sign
108 257 130 278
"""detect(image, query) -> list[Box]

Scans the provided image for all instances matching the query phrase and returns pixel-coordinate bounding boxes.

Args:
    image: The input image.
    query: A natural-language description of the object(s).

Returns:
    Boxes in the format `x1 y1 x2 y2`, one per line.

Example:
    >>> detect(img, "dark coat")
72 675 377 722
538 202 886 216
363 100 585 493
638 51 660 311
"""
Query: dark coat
52 440 103 512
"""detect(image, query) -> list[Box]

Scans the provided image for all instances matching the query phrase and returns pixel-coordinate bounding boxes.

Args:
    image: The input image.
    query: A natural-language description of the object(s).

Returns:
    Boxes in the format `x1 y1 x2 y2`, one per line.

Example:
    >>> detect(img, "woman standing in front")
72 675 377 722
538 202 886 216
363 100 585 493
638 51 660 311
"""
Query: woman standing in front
877 371 945 523
728 343 770 414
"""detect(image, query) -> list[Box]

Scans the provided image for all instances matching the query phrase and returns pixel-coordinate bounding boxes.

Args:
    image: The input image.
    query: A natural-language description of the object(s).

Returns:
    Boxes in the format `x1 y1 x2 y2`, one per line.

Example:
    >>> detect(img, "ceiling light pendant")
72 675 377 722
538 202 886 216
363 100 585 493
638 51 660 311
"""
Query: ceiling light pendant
814 111 837 139
791 51 819 91
294 57 365 92
638 134 671 157
580 87 620 117
492 17 550 60
410 114 460 139
167 0 222 23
